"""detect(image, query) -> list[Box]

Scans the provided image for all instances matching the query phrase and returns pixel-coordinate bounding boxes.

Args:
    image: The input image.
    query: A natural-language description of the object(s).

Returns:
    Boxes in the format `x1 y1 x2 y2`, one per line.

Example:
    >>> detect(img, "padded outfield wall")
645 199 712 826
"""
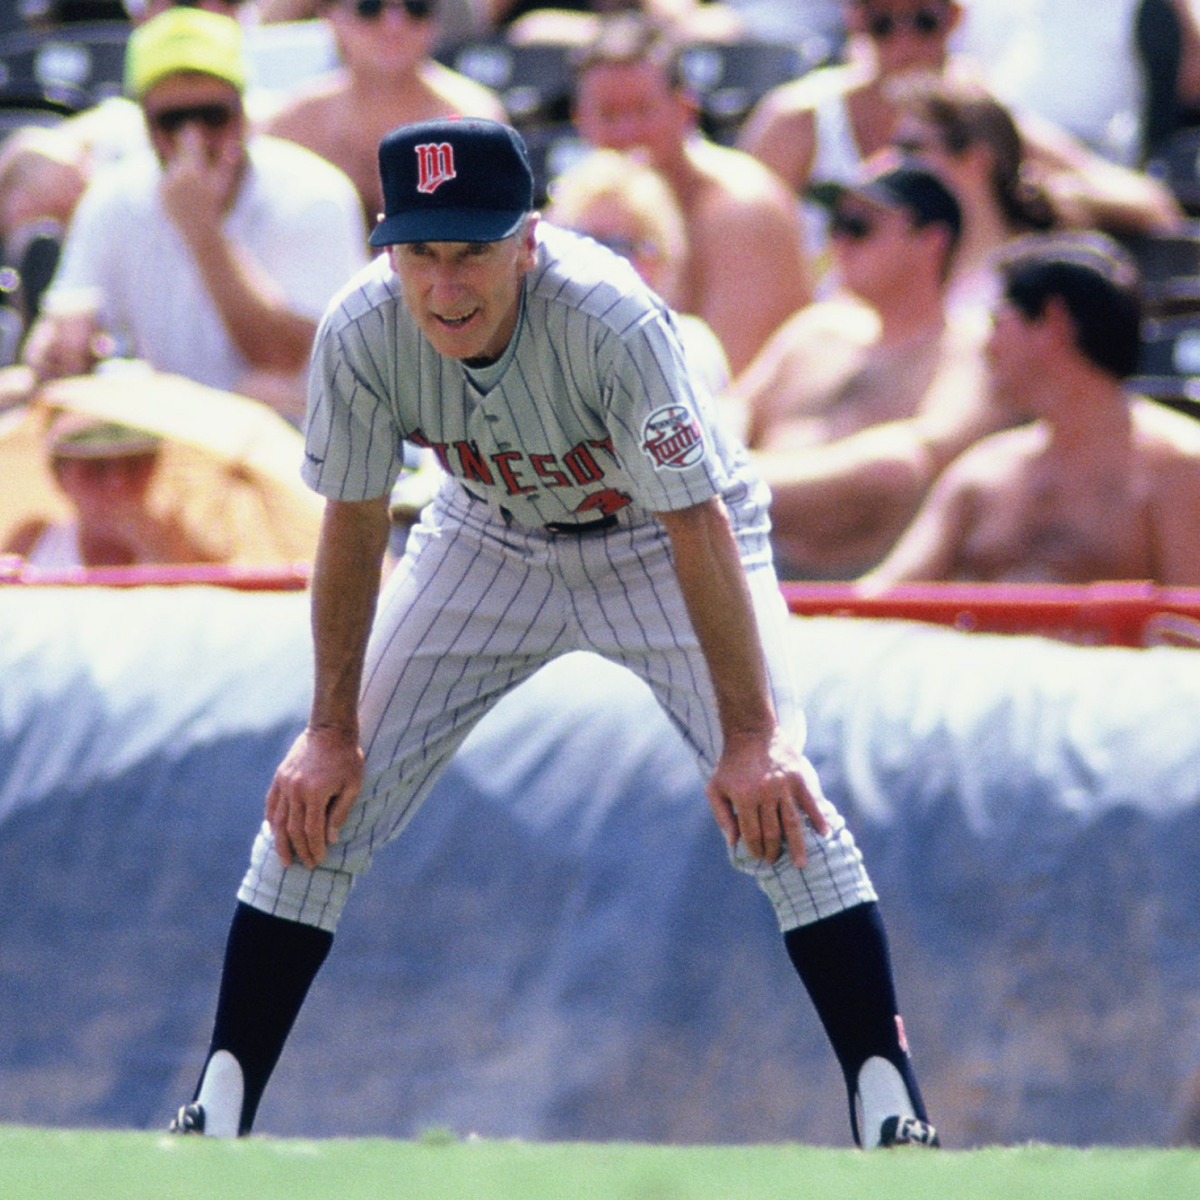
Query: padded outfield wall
2 584 1200 1147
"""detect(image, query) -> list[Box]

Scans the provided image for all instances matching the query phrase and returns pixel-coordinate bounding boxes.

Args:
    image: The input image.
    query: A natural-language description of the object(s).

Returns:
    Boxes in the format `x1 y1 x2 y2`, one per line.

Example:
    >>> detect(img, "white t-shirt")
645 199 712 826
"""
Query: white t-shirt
46 134 369 393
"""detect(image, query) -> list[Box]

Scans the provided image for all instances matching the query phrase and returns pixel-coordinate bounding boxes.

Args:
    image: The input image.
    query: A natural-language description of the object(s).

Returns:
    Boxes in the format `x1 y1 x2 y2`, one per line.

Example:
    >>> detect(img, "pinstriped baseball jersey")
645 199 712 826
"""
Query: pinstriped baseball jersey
239 218 877 937
302 224 770 542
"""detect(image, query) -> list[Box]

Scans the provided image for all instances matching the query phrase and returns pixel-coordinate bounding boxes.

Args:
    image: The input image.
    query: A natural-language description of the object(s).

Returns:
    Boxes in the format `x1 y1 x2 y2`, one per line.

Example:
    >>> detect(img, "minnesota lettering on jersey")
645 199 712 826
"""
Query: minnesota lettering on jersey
408 428 633 515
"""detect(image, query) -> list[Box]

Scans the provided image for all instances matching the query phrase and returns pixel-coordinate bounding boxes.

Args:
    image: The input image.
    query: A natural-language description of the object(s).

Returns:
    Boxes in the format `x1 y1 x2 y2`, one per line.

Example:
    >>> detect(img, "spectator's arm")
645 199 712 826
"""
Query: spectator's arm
1020 111 1185 234
756 420 937 574
695 192 810 377
737 89 819 196
857 456 978 589
161 130 318 374
183 222 318 374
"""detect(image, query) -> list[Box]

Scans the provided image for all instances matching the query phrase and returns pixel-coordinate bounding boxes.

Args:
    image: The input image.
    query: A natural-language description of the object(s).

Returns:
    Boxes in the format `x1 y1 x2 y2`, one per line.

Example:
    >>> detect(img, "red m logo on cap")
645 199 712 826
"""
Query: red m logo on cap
415 142 456 194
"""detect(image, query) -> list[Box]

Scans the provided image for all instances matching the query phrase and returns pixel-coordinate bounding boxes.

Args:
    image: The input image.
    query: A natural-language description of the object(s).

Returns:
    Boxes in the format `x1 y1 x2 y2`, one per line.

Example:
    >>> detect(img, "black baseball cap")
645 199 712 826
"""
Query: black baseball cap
370 118 535 247
808 162 962 243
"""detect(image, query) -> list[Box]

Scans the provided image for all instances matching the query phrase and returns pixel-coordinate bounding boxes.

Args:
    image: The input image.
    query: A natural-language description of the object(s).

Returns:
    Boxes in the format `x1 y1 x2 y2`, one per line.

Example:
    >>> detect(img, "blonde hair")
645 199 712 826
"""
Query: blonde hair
546 148 687 269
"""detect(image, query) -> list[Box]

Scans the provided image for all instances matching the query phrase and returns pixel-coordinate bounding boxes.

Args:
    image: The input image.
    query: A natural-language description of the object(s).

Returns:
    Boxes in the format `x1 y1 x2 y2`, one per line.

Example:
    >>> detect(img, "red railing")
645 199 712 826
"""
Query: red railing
5 557 1199 647
0 556 311 591
781 580 1200 648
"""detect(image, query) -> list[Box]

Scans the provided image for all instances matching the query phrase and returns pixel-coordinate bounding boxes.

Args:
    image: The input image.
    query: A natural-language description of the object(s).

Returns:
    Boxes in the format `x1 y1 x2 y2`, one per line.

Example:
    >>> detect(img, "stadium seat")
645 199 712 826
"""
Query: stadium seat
519 121 589 207
0 19 132 107
676 39 812 145
437 37 575 128
1131 312 1200 414
1122 226 1200 315
0 290 23 367
1145 125 1200 216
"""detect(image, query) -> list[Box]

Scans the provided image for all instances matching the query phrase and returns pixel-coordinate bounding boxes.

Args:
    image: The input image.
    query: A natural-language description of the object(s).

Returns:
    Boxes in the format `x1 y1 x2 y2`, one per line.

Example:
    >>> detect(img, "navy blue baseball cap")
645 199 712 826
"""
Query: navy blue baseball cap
808 162 962 244
370 118 535 247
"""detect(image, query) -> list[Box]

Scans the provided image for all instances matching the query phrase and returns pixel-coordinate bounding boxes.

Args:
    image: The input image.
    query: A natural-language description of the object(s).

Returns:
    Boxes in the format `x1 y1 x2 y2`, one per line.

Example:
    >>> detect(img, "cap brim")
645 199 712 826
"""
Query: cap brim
368 207 528 247
806 179 899 212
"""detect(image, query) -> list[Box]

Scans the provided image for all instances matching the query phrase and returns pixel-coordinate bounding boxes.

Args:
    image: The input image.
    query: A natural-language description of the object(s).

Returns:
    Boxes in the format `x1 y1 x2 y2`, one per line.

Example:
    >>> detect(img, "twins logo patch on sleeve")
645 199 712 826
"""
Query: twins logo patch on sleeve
641 405 705 471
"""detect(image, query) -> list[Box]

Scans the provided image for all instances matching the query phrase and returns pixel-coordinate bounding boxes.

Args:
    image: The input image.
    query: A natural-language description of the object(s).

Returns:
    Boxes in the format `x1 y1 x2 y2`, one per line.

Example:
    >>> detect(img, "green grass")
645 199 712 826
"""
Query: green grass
2 1126 1198 1200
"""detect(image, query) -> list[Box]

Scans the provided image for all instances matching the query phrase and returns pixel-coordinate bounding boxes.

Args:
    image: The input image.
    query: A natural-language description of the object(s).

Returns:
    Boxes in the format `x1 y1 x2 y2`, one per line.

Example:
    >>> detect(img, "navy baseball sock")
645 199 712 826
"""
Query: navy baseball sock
783 901 928 1146
197 901 333 1135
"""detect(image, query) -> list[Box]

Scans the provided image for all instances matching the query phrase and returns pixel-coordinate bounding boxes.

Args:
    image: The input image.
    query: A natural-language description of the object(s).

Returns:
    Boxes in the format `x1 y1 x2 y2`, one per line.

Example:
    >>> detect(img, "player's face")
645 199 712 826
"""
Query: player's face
573 62 692 166
387 217 539 362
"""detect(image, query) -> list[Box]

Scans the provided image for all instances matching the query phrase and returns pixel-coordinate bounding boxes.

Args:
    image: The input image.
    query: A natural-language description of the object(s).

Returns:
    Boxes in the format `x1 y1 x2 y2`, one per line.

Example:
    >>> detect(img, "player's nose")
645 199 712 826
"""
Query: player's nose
426 272 473 311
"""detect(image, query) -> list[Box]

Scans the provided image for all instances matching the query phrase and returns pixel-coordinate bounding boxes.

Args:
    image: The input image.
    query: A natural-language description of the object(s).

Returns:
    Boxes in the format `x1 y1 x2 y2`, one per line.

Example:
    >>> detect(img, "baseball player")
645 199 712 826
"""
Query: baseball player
168 117 939 1149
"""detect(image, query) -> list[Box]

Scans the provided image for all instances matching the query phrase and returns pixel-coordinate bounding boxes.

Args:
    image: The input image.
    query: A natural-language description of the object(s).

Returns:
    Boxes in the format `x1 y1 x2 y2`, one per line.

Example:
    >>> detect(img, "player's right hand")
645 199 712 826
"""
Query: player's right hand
265 724 364 869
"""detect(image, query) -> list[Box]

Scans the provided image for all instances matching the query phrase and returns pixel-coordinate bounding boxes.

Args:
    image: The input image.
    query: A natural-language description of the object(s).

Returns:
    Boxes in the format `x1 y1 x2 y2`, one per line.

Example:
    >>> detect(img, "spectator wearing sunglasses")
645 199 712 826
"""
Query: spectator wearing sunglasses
571 13 812 376
733 161 1021 579
738 1 970 271
261 0 507 240
21 8 367 423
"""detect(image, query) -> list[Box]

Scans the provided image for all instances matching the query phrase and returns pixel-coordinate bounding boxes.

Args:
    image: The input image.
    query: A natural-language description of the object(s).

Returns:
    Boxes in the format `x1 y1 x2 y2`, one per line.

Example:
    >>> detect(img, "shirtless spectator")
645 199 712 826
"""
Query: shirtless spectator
862 232 1200 587
738 2 1182 276
19 8 367 423
571 12 811 374
736 161 971 450
262 0 507 239
742 161 1018 579
738 0 966 265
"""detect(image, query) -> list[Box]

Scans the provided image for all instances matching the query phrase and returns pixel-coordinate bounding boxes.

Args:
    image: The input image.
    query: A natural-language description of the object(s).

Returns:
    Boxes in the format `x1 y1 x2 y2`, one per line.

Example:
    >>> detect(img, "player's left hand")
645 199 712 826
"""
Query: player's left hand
265 724 364 869
705 728 830 868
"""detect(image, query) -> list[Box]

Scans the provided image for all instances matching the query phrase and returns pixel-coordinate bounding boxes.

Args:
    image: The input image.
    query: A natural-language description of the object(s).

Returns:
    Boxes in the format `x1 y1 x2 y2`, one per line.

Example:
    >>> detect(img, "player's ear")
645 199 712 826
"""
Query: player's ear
518 213 540 266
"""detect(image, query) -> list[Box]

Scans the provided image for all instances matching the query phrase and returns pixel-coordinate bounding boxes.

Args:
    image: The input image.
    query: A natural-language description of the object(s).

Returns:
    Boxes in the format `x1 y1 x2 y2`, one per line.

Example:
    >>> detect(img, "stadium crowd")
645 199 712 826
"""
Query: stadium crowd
5 0 1200 584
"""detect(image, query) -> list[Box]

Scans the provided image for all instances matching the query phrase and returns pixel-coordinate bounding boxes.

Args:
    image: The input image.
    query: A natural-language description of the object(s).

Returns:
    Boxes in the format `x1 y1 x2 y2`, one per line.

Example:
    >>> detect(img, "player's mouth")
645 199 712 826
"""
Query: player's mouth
433 309 479 330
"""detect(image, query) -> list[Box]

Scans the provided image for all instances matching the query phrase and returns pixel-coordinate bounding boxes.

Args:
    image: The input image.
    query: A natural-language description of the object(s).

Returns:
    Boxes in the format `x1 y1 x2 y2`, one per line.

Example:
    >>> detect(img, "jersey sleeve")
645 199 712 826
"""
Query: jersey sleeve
600 309 727 513
301 298 408 501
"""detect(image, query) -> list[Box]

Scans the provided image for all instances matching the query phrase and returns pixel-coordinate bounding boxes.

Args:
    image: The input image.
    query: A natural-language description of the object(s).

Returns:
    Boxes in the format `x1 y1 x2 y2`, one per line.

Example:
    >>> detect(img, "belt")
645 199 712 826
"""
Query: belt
463 486 619 535
542 514 619 535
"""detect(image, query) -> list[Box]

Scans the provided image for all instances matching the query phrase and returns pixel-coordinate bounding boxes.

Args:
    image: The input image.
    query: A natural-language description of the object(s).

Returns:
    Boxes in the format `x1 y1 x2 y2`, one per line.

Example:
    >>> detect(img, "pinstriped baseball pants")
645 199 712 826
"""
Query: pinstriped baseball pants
238 486 876 933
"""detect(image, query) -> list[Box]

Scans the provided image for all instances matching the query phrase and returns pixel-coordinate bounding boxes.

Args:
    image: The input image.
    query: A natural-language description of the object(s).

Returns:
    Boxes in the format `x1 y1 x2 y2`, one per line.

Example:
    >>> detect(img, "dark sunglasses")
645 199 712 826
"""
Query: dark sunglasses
829 210 876 241
353 0 434 18
892 135 940 156
866 8 946 39
146 103 237 135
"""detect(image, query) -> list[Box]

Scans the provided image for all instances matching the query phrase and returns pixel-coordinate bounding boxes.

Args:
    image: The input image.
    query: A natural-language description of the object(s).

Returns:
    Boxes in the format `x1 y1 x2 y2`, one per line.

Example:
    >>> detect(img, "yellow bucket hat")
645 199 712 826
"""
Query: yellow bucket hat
124 8 247 100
